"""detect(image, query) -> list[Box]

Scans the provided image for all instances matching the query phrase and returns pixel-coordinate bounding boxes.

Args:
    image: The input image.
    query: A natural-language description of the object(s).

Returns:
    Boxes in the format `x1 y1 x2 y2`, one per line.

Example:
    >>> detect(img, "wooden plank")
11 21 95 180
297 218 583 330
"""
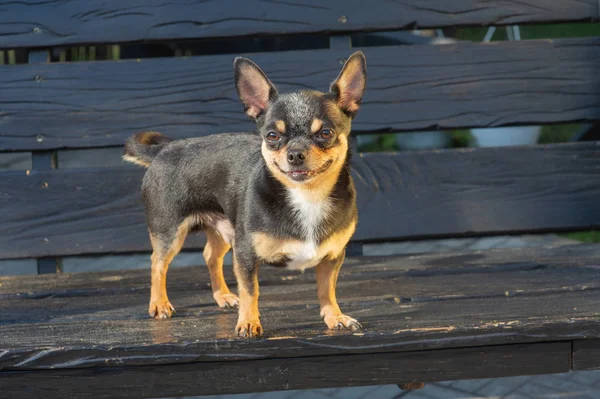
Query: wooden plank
0 165 205 259
352 142 600 242
1 244 599 370
0 0 597 49
0 342 570 399
28 50 61 275
1 143 599 259
573 340 600 370
0 37 598 151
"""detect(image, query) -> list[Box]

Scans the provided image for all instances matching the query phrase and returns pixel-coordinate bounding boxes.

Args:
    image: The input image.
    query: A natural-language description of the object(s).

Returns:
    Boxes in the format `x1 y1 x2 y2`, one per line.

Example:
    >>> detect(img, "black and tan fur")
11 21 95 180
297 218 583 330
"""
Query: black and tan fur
123 51 367 337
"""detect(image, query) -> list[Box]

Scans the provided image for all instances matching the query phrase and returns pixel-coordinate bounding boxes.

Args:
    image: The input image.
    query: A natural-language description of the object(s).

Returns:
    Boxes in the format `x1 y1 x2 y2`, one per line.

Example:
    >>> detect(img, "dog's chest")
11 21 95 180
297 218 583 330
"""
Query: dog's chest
252 189 356 270
283 188 330 270
277 240 320 270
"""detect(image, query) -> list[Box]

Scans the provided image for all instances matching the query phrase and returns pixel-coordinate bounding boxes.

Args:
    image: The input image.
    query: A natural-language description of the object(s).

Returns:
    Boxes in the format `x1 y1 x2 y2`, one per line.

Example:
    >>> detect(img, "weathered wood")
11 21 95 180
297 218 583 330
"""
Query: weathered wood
0 342 570 399
31 152 55 170
1 37 599 151
28 50 61 275
0 165 205 259
1 244 599 371
36 258 58 274
399 383 426 390
573 340 600 370
1 143 599 259
0 0 596 49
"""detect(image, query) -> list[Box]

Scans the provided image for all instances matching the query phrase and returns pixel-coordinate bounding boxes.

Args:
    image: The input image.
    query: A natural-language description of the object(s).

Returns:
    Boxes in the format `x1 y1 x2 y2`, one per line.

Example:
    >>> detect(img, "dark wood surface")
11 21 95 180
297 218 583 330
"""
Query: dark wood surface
1 37 599 151
1 243 600 373
1 142 599 259
0 0 597 49
0 343 570 399
573 340 600 371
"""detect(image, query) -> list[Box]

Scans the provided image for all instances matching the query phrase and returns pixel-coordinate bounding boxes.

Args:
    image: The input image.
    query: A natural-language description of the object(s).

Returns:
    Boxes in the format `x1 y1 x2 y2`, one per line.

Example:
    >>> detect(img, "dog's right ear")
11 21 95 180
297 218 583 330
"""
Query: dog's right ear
234 57 278 119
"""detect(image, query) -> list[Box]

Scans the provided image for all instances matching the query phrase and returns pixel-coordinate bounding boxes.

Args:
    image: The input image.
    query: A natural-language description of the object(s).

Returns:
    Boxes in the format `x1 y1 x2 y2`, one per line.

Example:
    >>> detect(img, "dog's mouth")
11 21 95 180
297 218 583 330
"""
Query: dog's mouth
275 159 334 182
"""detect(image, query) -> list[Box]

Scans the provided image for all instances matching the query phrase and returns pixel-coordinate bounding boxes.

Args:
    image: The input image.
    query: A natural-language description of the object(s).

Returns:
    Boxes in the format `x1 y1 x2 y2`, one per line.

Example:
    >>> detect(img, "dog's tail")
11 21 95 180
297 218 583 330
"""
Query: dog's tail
123 132 174 168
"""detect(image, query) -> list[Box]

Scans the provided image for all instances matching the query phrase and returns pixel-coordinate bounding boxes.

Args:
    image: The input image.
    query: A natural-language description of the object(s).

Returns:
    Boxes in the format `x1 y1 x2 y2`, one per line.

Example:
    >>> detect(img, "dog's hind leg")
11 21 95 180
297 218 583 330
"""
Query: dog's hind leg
204 228 239 308
148 219 190 319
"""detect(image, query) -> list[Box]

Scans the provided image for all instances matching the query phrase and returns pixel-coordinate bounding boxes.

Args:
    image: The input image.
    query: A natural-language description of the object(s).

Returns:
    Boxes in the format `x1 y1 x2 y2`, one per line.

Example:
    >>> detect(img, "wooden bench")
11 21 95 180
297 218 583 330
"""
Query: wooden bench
1 1 600 398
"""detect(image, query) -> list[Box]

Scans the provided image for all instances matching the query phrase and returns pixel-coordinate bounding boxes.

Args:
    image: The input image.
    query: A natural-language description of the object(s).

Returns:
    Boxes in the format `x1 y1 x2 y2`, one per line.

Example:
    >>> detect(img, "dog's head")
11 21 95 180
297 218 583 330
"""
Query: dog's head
234 52 366 188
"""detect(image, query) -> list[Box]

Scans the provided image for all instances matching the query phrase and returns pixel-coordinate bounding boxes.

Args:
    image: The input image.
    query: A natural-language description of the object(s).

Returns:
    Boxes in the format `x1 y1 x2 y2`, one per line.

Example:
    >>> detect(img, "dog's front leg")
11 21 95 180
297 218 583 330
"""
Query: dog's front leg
233 251 262 337
316 251 362 331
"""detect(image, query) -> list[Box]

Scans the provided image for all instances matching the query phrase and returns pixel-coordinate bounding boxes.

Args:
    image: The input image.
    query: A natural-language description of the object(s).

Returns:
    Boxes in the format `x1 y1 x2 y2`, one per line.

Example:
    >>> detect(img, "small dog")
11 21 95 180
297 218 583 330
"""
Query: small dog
123 51 367 337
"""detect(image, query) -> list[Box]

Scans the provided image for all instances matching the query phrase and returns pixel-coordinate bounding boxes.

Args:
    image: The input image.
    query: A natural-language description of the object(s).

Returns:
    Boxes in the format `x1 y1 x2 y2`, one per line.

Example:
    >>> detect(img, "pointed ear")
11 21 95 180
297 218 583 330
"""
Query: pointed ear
330 51 367 115
234 57 278 119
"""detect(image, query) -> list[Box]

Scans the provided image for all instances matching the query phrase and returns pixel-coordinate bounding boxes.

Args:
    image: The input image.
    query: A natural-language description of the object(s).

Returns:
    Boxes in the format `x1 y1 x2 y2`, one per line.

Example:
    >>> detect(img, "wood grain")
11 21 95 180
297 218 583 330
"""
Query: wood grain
0 0 597 49
1 37 599 151
0 343 570 399
573 340 600 370
1 143 599 259
1 243 599 371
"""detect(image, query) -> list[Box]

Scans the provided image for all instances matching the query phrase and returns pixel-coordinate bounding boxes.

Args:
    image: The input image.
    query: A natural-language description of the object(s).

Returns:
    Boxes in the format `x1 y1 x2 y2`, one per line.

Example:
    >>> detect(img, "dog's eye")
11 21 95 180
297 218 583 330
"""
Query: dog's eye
266 131 280 142
319 129 334 140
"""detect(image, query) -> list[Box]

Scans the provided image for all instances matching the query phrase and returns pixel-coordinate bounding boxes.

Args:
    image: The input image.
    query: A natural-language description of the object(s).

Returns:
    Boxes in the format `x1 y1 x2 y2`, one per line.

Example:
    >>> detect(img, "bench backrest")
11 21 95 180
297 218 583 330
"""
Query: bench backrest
0 1 599 265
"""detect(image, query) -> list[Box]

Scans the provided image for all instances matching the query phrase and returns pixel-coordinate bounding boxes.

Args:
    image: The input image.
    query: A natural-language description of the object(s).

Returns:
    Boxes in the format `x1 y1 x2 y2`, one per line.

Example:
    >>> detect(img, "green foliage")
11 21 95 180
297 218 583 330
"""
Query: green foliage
451 22 600 42
538 124 580 144
561 231 600 243
356 134 398 152
519 23 600 39
450 130 472 148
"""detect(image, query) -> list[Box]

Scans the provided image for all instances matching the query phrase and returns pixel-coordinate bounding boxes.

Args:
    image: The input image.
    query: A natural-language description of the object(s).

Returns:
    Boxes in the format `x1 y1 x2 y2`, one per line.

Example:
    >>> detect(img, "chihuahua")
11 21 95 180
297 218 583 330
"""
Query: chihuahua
123 51 367 337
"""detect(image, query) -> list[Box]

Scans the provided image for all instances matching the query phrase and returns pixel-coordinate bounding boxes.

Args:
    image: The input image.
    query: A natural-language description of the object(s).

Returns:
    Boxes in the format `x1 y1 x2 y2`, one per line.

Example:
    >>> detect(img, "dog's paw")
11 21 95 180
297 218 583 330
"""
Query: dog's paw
323 314 362 332
213 291 240 309
148 299 175 319
235 319 263 338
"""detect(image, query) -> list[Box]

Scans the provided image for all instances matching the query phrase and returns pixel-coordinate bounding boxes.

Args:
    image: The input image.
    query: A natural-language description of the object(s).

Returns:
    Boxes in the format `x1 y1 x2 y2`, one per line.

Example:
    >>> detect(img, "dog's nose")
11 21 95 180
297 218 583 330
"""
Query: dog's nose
287 149 306 166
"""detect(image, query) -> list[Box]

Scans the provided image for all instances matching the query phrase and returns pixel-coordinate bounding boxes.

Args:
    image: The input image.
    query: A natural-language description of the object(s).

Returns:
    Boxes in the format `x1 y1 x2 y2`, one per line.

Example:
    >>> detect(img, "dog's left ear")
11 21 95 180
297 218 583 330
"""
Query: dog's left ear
234 57 278 119
330 51 367 116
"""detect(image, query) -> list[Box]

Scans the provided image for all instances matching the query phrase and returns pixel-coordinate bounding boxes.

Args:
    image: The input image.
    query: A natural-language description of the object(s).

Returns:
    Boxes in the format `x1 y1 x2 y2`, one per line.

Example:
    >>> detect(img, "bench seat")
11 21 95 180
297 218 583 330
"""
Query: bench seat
2 243 600 398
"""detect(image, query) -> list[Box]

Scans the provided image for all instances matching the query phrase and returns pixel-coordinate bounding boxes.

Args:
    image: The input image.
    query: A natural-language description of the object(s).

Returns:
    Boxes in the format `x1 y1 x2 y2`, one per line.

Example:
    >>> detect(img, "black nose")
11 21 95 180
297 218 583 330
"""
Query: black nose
287 149 306 166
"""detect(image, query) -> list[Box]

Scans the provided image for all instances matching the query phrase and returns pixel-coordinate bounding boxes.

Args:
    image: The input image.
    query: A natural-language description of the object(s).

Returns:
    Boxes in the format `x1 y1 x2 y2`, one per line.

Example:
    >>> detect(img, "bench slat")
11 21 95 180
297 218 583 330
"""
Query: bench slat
0 0 597 49
1 343 570 399
3 244 597 362
1 37 599 151
1 142 599 259
573 340 600 370
1 244 597 380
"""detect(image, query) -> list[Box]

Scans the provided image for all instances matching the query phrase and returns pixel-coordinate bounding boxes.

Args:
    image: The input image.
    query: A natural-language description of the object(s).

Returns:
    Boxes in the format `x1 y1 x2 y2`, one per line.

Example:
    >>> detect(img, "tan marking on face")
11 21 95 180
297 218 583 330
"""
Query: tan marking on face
251 219 356 266
262 141 295 189
311 118 323 133
261 133 349 199
303 133 349 197
274 120 286 133
323 101 351 134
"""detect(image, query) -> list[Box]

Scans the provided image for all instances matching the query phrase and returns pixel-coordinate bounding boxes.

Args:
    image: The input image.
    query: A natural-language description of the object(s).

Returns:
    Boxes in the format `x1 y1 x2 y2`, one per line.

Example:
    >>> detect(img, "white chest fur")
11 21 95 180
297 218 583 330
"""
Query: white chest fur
284 241 319 270
285 187 332 270
286 187 332 240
